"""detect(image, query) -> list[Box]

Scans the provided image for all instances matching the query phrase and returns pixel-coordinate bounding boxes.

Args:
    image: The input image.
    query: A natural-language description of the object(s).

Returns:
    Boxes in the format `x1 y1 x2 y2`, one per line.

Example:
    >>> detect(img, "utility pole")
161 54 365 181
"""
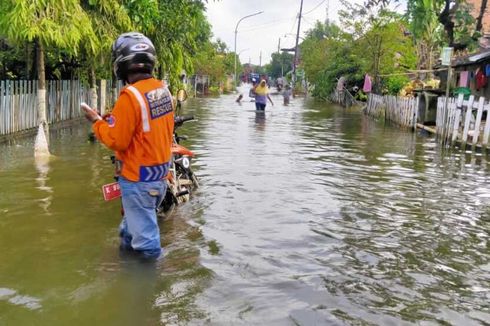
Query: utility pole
259 51 262 67
292 0 304 87
278 38 280 53
326 0 330 23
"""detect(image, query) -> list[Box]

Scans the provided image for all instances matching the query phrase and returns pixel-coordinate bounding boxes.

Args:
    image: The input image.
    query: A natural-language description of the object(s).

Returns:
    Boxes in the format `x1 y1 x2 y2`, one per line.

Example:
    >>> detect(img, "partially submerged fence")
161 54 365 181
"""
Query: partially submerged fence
436 94 490 148
0 79 121 136
364 94 419 128
331 88 359 107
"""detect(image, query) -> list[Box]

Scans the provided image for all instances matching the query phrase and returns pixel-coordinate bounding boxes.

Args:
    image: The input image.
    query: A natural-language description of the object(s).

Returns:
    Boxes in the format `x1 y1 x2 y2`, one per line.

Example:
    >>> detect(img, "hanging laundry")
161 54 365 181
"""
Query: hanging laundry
459 71 469 87
476 68 487 90
363 74 372 93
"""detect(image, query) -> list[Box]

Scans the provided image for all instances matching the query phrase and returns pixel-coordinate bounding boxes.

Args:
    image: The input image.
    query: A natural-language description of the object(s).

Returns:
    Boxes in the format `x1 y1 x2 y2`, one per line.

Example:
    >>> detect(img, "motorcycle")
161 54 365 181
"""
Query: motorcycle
102 88 199 217
158 93 199 215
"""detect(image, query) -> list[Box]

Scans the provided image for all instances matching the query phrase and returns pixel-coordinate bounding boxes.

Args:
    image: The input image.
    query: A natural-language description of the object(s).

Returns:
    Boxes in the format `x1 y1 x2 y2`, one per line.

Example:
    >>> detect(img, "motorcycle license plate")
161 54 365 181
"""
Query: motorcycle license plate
102 182 121 201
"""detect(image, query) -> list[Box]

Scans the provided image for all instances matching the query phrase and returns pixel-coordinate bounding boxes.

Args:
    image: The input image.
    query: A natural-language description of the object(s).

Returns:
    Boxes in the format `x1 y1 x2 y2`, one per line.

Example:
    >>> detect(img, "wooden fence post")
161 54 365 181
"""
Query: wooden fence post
461 95 475 147
482 103 490 148
472 97 485 146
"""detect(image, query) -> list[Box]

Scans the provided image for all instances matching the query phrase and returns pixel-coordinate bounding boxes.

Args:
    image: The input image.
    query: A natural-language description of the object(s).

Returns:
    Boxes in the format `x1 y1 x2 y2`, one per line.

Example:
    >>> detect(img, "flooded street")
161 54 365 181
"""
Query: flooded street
1 86 490 325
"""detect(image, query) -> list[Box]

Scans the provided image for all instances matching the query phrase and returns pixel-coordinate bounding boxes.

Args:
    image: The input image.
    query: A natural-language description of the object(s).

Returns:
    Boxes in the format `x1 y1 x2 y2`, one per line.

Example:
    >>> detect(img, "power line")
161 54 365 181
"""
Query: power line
301 16 316 26
303 0 327 15
239 16 296 33
289 15 297 34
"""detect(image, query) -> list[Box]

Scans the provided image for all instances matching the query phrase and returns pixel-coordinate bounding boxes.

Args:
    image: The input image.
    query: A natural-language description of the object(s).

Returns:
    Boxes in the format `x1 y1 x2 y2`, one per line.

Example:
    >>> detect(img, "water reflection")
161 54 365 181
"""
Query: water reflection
185 95 490 324
34 155 52 213
0 287 42 311
1 91 490 325
254 111 266 131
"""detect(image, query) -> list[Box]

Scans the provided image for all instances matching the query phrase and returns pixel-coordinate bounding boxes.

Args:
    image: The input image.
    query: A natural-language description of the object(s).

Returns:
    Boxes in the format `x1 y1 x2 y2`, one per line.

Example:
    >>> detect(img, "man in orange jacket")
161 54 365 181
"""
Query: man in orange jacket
83 33 174 260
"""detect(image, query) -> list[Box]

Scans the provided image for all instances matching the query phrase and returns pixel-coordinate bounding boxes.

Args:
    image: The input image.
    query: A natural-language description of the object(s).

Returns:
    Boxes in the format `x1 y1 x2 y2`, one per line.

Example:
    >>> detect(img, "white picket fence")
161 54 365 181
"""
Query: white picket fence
0 80 38 136
364 94 419 128
0 79 121 136
436 94 490 148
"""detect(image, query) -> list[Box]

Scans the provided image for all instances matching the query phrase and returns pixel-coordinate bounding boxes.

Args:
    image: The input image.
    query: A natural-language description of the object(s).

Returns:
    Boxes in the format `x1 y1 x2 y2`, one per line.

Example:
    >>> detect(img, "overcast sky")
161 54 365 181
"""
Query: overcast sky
205 0 406 66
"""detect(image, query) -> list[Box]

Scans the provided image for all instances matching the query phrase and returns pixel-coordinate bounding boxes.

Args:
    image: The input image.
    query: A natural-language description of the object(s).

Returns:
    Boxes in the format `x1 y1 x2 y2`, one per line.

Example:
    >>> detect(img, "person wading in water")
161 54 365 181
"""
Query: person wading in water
82 32 174 260
253 79 274 111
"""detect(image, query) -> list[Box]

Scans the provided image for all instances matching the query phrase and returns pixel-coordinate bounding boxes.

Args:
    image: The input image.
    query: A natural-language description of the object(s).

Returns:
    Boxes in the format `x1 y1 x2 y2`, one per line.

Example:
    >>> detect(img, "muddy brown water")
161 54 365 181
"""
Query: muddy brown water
1 86 489 325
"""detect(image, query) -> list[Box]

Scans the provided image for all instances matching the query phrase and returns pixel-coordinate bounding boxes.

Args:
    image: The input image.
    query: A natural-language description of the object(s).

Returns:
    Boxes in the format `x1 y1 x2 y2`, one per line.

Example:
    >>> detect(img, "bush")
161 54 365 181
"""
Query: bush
208 86 221 95
384 75 410 95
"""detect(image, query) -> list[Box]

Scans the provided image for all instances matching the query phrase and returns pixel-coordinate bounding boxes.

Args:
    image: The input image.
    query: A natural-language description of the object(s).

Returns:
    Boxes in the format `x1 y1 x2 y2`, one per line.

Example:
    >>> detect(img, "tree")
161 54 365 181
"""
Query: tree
367 0 480 50
300 3 416 98
475 0 489 33
265 52 294 79
193 40 237 92
0 0 226 109
406 0 444 74
0 0 97 129
339 3 416 92
81 0 132 109
159 0 212 88
300 20 360 98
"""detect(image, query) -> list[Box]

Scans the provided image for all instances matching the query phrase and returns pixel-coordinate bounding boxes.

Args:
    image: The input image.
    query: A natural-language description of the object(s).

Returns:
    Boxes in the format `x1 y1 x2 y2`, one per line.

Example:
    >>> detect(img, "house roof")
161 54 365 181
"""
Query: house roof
452 49 490 67
469 50 490 62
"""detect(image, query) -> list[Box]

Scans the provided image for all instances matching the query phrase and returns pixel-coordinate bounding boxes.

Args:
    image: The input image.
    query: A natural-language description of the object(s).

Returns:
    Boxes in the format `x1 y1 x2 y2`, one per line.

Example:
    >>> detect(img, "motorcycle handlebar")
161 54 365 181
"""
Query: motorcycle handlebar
174 115 194 126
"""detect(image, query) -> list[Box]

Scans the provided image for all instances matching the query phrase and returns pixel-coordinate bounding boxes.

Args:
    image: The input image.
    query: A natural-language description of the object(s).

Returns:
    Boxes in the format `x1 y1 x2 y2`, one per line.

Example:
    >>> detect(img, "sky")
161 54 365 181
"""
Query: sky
205 0 406 66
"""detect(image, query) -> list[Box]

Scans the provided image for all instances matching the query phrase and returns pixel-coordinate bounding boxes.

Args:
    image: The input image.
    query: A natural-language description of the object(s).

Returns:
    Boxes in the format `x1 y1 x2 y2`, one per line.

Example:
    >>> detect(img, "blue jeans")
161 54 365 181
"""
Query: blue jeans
118 176 166 259
255 102 266 111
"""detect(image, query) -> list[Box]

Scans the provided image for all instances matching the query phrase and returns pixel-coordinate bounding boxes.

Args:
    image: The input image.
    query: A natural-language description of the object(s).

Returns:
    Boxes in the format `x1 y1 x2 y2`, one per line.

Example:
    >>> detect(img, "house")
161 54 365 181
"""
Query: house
435 1 490 98
466 0 490 48
449 50 490 99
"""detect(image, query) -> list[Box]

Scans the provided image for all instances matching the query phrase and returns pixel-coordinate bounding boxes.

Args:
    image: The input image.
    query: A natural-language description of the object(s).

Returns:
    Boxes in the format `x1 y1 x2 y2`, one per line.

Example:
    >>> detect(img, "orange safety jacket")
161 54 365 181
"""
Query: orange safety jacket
93 78 175 182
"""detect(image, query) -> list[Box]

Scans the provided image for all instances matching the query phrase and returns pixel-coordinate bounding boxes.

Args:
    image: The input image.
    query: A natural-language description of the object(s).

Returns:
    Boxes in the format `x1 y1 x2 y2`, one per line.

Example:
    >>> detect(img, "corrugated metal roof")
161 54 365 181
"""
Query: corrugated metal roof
469 50 490 62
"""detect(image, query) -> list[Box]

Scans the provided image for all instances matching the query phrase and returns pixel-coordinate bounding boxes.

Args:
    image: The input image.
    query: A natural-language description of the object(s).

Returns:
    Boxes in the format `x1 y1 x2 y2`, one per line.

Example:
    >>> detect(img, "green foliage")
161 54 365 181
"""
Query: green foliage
81 0 133 80
139 0 212 88
208 85 221 95
192 39 236 91
300 4 417 98
83 0 133 55
384 75 410 95
406 0 444 71
452 2 479 50
0 39 27 79
0 0 97 54
406 0 479 51
0 0 218 87
264 52 293 79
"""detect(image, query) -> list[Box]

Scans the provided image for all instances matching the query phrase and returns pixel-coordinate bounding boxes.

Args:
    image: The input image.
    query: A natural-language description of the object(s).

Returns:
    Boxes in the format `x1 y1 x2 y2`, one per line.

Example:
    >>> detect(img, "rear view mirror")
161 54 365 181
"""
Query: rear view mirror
177 89 188 102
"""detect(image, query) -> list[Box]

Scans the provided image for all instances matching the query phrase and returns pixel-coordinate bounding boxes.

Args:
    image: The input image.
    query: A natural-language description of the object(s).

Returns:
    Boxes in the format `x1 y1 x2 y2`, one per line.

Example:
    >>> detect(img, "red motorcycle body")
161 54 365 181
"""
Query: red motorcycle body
171 143 194 157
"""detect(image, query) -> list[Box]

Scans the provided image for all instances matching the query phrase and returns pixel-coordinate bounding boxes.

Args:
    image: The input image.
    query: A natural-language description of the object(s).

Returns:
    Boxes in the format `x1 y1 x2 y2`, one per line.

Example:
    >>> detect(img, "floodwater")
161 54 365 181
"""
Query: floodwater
1 85 490 325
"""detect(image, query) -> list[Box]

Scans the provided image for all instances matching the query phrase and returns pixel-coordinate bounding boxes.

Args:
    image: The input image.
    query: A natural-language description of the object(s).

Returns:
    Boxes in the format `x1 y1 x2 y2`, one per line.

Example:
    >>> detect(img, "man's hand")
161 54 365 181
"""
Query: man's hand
81 102 102 123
